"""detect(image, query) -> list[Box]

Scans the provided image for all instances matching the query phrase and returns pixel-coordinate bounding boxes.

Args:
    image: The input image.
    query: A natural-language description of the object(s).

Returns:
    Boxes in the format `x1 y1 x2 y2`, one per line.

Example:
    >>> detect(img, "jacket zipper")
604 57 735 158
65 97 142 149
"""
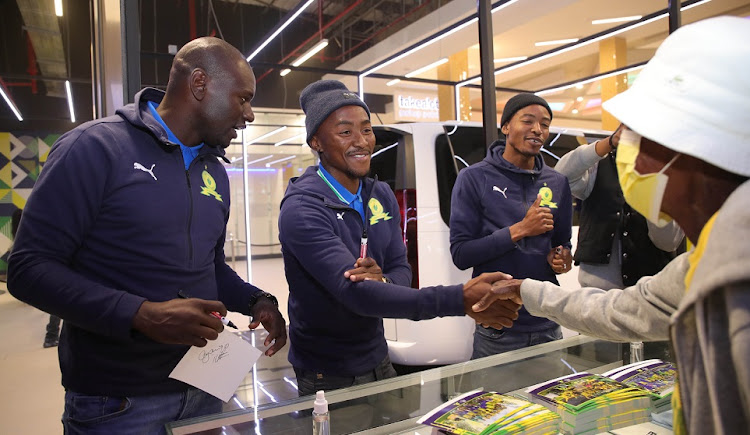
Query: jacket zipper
361 201 370 259
325 200 369 259
185 165 194 267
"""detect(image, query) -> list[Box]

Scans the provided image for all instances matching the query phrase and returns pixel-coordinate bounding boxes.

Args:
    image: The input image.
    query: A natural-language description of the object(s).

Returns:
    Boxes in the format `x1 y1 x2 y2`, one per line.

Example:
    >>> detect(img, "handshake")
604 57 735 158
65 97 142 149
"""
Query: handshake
462 272 525 330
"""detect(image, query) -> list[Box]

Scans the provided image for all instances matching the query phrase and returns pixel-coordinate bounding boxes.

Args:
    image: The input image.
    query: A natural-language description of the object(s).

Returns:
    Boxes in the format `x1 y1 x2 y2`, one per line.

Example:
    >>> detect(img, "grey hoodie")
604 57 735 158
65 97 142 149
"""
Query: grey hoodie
520 179 750 433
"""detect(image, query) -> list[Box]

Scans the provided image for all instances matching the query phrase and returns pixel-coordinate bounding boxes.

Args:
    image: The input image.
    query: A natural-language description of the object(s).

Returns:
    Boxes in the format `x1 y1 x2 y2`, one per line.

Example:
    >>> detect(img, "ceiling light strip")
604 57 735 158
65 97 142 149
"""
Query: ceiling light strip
494 56 528 63
362 16 477 77
0 83 23 121
65 80 76 123
274 133 306 147
246 126 288 145
681 0 712 10
361 0 519 78
246 0 316 61
535 63 647 96
292 39 329 67
265 155 296 167
534 38 579 47
457 0 711 88
246 155 275 165
280 39 329 77
592 16 643 25
405 58 448 78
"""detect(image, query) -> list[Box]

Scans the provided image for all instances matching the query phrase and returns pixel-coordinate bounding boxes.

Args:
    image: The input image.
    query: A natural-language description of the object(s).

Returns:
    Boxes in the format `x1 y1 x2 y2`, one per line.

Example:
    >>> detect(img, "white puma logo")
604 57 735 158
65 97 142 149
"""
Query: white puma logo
336 212 345 221
493 185 508 198
134 162 157 181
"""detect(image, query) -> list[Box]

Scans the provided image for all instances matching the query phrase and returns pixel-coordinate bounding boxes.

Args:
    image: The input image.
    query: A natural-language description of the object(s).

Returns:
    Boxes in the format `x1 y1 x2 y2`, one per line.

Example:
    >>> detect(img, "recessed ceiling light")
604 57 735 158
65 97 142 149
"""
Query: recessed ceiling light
572 109 579 114
576 96 584 102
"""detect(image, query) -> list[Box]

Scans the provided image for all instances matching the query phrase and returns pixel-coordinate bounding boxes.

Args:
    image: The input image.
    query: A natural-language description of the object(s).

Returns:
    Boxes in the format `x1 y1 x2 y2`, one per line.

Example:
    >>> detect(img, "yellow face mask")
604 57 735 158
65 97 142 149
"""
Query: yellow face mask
615 129 680 227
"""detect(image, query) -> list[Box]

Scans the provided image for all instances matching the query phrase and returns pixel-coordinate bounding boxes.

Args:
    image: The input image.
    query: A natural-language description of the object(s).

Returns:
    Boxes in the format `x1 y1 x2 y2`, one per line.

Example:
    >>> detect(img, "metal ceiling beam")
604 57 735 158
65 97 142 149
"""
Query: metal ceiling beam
15 0 68 98
478 0 499 146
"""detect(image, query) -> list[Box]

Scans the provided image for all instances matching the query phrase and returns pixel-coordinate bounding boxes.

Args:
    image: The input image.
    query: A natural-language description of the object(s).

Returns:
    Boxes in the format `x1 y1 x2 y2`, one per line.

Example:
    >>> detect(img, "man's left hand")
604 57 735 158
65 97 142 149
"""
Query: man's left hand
344 257 384 282
547 245 572 274
248 299 287 357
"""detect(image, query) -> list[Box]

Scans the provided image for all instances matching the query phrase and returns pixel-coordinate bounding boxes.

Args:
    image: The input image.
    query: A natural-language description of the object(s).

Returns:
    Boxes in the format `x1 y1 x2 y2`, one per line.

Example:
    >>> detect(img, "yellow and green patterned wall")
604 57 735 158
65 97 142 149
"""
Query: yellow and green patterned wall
0 132 55 274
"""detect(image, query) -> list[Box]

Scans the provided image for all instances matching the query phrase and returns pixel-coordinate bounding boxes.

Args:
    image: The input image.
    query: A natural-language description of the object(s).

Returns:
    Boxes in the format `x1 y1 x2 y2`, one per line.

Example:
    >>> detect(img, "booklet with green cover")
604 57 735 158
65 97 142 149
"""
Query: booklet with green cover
417 389 560 435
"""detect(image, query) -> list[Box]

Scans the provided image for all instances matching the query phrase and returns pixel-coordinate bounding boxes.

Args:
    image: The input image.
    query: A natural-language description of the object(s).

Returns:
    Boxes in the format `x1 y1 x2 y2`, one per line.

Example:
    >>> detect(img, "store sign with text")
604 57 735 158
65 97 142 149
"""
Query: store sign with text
394 93 440 122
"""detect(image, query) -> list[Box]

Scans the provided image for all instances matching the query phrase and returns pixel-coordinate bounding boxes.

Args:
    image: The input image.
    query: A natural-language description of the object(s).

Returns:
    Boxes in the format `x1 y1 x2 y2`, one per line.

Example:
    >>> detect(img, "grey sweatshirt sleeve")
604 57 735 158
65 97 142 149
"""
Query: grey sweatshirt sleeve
519 253 690 342
646 220 685 252
555 142 607 200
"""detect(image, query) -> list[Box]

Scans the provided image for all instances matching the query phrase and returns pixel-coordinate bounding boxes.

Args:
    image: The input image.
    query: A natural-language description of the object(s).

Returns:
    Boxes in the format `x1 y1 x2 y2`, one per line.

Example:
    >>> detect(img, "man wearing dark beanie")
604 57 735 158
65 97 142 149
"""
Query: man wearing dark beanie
278 80 522 396
450 92 574 359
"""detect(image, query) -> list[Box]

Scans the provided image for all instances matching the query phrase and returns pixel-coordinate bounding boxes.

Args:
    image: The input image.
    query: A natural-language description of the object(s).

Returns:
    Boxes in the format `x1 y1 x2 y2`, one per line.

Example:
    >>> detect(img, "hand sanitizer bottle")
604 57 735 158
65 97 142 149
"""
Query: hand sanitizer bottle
312 390 330 435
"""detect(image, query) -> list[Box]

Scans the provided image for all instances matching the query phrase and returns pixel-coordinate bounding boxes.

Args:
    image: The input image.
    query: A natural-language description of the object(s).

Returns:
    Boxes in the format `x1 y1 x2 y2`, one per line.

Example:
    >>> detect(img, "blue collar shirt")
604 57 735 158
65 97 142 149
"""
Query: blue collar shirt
316 165 365 224
147 101 204 169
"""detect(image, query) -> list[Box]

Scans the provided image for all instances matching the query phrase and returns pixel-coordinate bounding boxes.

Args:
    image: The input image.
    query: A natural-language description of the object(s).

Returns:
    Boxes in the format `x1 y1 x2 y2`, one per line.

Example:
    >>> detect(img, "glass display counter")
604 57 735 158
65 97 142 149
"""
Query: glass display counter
166 334 639 434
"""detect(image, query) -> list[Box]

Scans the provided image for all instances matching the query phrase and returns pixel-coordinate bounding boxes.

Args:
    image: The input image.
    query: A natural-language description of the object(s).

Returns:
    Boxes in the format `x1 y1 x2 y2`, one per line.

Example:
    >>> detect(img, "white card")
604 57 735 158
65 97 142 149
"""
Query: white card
169 330 263 402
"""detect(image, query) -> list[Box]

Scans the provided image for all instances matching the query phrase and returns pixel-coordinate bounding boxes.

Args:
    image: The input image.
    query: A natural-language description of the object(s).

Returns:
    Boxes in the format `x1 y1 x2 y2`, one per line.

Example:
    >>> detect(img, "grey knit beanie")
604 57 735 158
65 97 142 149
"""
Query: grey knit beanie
300 80 370 144
501 93 552 127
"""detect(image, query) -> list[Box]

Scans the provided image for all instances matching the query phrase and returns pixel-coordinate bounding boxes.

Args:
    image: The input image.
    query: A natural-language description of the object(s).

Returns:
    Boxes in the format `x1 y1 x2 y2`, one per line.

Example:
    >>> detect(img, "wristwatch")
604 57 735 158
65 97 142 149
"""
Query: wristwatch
381 276 391 284
248 291 279 312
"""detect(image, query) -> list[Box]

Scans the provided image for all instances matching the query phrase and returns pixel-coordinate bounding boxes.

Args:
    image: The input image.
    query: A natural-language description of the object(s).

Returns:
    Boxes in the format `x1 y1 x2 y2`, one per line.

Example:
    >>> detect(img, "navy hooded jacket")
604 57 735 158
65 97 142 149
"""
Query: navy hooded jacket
279 166 464 376
8 88 264 396
449 139 572 332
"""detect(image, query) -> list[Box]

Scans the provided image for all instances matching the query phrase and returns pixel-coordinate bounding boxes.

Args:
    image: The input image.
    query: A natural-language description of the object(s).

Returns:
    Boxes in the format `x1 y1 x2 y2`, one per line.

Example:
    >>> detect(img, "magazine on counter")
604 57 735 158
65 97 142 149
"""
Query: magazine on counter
417 389 560 435
603 360 676 400
526 372 652 434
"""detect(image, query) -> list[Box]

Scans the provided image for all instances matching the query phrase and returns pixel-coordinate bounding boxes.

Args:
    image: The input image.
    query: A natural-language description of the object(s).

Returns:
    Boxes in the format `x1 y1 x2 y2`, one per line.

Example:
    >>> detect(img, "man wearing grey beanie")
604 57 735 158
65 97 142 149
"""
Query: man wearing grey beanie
450 92 574 360
278 80 522 396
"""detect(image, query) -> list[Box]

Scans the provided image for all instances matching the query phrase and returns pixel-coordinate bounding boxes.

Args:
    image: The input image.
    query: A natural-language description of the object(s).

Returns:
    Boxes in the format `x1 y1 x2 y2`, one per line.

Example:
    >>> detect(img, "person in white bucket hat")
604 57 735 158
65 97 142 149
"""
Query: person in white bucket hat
472 16 750 433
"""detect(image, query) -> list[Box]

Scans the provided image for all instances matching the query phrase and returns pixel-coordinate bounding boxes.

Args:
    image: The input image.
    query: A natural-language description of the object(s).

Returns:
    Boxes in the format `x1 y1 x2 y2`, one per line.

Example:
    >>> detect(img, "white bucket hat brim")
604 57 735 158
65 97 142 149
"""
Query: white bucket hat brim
603 16 750 177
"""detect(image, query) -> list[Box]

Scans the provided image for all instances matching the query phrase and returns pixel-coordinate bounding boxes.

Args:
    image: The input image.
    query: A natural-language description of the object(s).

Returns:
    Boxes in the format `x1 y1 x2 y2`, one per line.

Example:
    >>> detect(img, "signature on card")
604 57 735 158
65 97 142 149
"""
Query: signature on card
198 343 230 364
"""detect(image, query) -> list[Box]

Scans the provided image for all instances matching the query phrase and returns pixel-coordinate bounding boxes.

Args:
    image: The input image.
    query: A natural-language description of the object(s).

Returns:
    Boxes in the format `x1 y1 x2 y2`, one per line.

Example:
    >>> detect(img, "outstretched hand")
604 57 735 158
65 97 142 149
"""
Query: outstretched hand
463 272 522 329
249 298 287 357
132 298 226 347
472 279 524 314
344 257 384 282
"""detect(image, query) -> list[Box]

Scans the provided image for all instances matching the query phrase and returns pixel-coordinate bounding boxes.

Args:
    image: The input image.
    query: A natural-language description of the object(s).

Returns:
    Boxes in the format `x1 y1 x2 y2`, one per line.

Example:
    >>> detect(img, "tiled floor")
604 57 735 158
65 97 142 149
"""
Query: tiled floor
0 283 65 433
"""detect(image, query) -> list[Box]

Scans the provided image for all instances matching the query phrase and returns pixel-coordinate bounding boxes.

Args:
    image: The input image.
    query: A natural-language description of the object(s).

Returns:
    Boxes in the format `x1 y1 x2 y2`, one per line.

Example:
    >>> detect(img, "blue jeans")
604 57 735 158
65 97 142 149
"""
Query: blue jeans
294 355 398 397
471 325 563 360
62 387 222 435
